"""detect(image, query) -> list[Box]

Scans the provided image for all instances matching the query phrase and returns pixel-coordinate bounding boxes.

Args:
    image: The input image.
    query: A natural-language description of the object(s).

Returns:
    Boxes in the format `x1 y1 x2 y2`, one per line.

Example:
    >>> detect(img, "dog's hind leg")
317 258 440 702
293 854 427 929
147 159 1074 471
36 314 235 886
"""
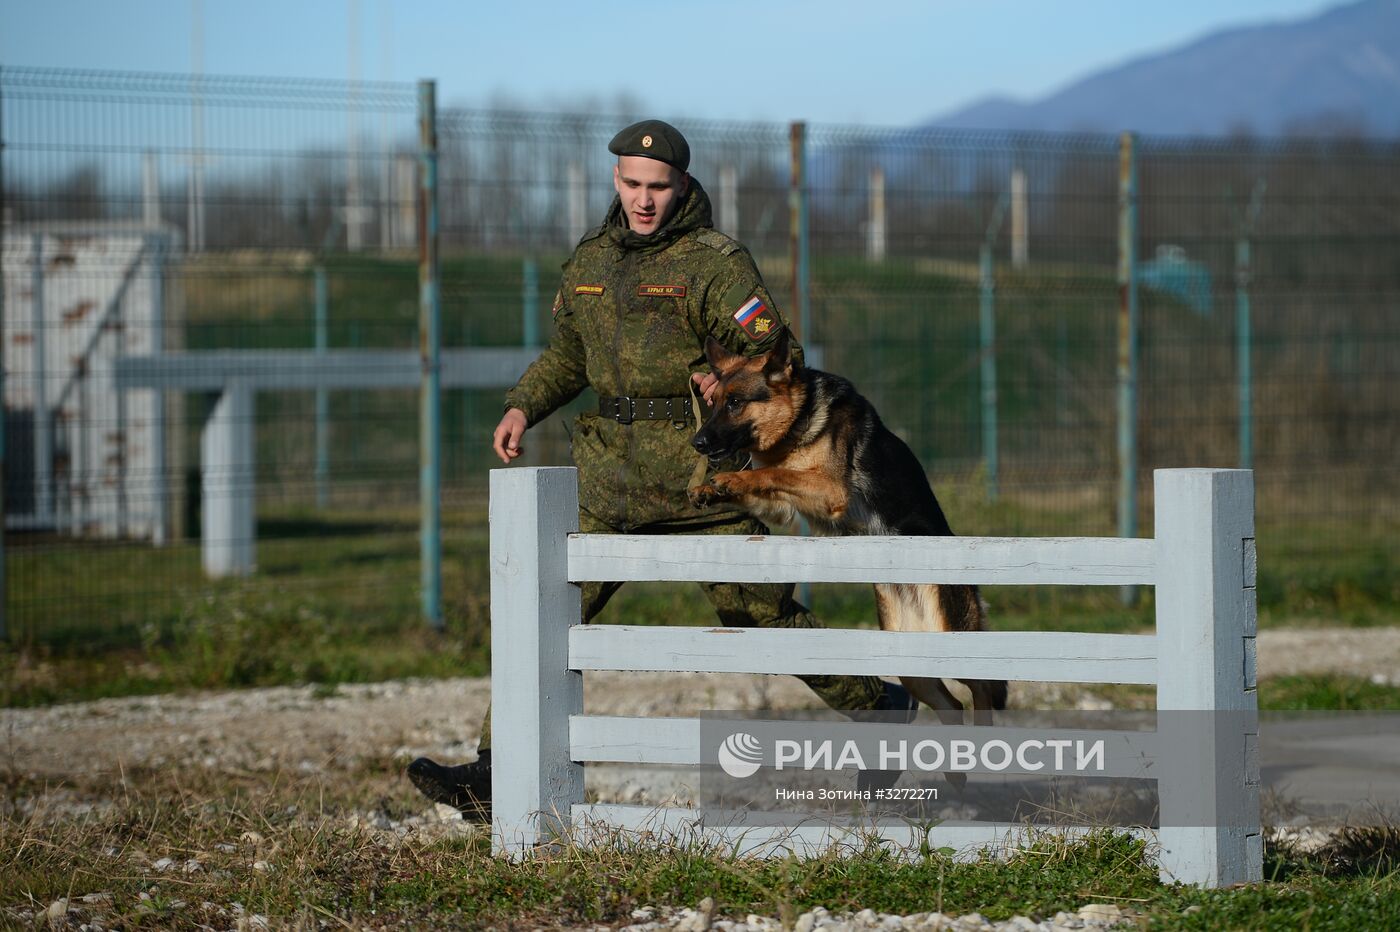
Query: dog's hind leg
899 675 965 725
936 584 1009 726
874 584 969 792
963 679 1009 726
874 583 968 724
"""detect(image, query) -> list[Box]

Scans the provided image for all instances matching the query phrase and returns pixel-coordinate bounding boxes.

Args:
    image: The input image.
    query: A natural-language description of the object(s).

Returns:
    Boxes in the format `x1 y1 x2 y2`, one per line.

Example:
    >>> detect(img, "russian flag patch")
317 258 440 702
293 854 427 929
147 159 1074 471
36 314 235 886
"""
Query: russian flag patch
733 295 776 340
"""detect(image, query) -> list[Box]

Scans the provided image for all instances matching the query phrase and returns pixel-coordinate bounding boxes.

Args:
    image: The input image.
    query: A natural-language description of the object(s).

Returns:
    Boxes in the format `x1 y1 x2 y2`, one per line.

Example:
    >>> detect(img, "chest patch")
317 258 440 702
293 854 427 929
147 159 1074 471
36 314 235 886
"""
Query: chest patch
637 284 687 298
575 284 605 296
734 295 776 340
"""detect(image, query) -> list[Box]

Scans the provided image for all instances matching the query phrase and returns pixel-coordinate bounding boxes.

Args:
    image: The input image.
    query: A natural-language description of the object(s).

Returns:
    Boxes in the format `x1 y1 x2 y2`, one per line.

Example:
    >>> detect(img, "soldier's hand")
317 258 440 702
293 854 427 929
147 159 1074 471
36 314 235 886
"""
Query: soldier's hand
493 408 529 464
691 371 720 406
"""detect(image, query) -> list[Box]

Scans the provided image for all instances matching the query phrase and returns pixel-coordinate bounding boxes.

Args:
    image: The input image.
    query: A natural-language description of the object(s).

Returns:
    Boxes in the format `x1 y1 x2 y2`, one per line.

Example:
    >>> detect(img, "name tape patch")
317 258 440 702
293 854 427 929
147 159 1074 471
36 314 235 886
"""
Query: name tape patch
637 284 688 298
733 295 776 339
575 284 606 296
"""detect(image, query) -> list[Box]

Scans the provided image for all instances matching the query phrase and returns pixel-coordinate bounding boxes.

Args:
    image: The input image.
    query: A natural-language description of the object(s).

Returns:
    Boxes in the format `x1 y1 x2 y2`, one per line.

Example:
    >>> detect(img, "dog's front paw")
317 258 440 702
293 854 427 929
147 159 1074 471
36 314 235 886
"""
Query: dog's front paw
687 483 727 508
688 473 742 508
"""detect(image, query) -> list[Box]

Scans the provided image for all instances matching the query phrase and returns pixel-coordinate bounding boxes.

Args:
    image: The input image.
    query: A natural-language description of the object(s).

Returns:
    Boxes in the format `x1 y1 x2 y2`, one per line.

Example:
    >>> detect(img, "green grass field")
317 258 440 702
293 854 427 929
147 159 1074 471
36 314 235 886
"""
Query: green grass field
4 767 1398 929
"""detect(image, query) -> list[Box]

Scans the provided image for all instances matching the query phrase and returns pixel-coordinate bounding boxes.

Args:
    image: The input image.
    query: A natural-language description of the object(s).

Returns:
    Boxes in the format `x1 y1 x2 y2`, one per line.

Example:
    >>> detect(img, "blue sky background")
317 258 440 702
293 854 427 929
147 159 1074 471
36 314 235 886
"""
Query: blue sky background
1 0 1341 125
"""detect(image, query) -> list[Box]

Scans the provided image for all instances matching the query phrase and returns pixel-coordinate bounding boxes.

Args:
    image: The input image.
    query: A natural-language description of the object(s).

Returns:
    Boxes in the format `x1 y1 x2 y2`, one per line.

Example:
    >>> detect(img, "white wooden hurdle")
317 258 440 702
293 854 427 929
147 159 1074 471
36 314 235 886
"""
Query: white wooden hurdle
489 466 1260 887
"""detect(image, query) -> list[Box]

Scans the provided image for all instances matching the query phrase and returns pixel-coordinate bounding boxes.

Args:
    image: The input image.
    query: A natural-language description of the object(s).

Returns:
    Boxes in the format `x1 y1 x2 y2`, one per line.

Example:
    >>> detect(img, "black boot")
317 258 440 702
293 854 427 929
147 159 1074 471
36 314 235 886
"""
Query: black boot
407 750 491 822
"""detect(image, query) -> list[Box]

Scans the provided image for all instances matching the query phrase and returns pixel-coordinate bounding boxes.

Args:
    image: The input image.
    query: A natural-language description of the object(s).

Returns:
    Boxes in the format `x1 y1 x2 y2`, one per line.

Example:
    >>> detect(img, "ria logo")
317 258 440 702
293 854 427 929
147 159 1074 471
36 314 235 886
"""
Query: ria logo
717 732 764 778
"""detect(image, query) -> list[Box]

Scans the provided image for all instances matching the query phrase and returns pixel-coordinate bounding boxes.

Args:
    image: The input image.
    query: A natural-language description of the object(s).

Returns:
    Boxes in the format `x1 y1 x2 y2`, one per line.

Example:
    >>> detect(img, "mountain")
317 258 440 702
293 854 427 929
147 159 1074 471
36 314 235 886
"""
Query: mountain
928 0 1400 138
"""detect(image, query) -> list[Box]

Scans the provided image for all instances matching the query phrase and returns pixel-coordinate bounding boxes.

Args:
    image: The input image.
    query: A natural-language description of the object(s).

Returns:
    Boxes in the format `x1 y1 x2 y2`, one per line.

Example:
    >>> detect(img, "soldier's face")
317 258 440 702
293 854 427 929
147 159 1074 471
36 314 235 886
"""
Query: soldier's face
613 156 688 236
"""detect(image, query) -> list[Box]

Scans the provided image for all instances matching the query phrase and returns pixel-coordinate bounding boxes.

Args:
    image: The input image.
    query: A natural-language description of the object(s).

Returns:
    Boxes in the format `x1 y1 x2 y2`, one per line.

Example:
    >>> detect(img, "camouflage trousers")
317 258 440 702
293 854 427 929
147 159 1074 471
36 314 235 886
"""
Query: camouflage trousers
477 511 886 752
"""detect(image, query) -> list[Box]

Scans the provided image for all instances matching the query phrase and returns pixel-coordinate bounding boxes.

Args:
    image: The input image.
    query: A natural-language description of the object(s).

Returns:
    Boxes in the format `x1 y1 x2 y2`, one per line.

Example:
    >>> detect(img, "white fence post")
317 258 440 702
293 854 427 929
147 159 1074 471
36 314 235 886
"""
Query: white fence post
491 466 584 856
1154 468 1260 887
201 383 255 577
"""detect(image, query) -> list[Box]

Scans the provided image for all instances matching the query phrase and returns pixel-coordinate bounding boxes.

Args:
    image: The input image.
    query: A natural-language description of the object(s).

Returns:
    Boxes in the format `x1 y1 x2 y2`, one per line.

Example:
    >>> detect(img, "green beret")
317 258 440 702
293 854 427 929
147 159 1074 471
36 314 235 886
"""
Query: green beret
608 119 690 172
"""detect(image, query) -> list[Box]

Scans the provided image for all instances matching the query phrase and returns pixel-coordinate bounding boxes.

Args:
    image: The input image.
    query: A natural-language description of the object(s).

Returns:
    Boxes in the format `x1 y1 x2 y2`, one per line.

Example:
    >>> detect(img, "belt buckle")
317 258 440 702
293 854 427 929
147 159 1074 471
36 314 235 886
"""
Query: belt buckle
615 396 634 424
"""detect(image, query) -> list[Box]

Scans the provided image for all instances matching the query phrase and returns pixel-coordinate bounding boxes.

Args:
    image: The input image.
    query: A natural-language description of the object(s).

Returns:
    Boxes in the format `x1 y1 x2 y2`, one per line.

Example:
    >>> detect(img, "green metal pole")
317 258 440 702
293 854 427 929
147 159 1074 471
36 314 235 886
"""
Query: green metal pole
349 320 362 466
1116 131 1140 605
789 121 812 607
314 264 329 509
789 121 809 342
1235 237 1252 471
418 79 443 630
522 257 539 346
1237 180 1265 471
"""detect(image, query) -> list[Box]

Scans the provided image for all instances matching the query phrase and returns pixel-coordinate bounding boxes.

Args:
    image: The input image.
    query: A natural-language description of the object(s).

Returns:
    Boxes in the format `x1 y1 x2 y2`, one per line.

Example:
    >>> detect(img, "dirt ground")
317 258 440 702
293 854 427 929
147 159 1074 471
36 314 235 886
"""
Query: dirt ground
5 627 1397 804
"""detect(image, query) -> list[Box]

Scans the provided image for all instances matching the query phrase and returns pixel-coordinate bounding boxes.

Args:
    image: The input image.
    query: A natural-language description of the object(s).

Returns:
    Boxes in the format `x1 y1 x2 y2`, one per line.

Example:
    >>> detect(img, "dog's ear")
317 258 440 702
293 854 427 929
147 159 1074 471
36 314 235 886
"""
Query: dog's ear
762 329 792 384
705 335 740 372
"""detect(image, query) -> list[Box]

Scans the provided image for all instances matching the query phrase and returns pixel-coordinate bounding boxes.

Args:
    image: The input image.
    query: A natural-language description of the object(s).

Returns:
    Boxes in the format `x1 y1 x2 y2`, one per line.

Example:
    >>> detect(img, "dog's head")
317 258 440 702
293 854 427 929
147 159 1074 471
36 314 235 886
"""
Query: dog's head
691 331 802 459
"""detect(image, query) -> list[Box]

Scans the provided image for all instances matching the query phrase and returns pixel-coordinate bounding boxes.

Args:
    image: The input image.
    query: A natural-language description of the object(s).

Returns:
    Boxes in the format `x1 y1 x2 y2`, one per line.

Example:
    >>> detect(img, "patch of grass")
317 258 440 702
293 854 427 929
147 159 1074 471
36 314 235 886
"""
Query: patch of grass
1077 676 1400 712
1259 675 1400 711
3 761 1399 929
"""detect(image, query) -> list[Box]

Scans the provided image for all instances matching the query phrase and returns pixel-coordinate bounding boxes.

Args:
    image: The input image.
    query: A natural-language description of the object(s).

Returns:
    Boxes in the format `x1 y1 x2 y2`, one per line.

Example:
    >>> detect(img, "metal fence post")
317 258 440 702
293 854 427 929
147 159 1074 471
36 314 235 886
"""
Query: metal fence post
980 193 1010 502
314 263 329 509
1010 167 1029 270
0 68 6 639
1154 468 1261 887
788 121 809 342
201 383 256 577
867 166 886 263
418 79 443 630
790 121 812 607
490 466 584 856
522 257 539 347
31 233 52 530
1116 132 1140 604
150 233 168 545
1237 180 1265 471
718 164 738 237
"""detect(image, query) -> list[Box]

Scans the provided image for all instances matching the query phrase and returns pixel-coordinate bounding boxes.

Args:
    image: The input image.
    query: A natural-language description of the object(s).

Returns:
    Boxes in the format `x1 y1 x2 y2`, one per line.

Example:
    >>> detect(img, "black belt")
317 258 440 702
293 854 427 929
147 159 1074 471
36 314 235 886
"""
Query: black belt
598 395 693 424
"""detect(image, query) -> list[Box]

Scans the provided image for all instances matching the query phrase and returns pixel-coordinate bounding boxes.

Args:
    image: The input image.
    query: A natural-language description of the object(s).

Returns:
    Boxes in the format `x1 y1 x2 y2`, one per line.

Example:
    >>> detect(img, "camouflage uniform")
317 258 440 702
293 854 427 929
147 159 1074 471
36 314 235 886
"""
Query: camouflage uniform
479 178 884 751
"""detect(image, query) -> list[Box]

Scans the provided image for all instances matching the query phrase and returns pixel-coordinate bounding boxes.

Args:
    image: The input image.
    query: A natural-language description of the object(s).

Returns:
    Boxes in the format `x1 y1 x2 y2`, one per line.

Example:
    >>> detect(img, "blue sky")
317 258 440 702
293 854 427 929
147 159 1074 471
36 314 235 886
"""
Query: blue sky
1 0 1341 125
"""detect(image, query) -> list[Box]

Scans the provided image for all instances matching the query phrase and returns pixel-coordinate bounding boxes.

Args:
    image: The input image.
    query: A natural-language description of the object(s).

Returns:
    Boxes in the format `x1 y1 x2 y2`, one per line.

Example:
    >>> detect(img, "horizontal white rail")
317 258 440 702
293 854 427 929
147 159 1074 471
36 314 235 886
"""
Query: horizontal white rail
568 534 1156 586
573 804 1155 859
570 626 1159 684
570 715 1159 778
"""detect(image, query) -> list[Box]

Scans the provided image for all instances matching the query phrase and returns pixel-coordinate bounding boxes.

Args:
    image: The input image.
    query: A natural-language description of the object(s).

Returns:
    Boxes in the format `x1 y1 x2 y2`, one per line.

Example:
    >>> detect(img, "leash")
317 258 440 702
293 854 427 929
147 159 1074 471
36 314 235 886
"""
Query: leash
687 378 709 492
686 377 752 494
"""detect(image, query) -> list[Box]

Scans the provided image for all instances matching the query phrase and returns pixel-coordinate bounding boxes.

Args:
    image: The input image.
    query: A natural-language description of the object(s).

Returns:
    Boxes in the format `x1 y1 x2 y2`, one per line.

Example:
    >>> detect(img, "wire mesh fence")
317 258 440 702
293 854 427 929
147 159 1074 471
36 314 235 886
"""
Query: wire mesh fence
2 67 1396 646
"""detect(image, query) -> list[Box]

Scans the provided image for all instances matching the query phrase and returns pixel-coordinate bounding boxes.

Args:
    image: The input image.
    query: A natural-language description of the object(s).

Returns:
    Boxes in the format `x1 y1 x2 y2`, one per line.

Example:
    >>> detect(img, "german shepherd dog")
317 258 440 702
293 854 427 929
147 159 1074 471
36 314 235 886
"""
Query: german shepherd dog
688 333 1008 725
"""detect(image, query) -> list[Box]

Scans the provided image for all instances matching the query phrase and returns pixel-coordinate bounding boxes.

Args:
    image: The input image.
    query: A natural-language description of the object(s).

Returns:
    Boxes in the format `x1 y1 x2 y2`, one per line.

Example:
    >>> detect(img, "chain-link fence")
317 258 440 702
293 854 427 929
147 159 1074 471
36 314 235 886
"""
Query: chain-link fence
2 67 1397 646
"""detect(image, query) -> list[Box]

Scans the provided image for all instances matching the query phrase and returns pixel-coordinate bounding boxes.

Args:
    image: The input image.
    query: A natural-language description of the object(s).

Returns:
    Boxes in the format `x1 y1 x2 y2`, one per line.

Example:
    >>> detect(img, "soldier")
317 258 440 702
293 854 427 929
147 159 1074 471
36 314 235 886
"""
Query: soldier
408 119 916 820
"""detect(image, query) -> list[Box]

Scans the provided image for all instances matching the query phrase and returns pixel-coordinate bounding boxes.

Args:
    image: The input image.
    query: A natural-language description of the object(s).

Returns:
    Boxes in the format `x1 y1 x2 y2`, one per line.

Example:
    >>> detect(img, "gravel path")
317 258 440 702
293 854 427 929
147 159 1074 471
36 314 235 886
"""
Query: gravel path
5 627 1399 787
3 626 1396 810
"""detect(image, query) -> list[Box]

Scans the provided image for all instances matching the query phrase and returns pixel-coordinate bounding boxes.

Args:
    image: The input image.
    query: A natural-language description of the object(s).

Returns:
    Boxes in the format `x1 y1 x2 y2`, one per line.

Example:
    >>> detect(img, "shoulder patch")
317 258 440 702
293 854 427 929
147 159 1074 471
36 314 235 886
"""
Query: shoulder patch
732 292 777 341
695 228 741 256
